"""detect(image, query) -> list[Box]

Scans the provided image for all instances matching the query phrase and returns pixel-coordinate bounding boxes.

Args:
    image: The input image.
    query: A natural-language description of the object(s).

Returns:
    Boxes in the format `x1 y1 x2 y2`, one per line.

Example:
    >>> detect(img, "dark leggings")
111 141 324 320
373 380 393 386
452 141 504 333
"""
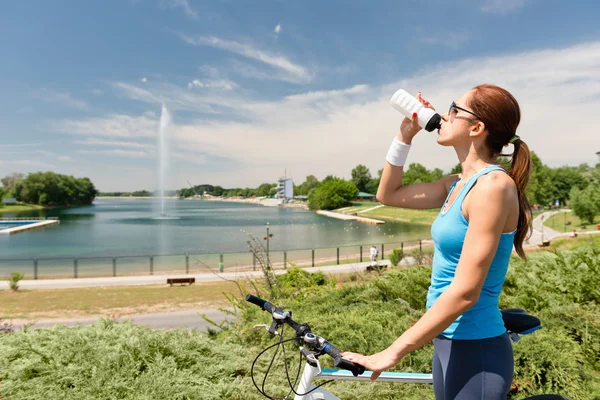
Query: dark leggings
432 333 513 400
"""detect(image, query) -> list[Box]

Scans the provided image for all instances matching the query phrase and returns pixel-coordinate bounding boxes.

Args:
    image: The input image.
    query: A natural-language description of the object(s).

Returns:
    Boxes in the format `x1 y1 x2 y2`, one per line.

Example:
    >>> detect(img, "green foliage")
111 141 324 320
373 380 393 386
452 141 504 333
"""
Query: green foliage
450 163 462 175
388 248 404 266
0 320 261 400
1 173 24 196
276 266 334 298
9 272 24 291
569 184 600 224
294 175 320 196
351 164 372 192
307 178 358 210
403 163 445 185
12 172 97 206
255 183 276 197
1 245 599 398
527 151 554 206
178 184 226 198
550 166 589 204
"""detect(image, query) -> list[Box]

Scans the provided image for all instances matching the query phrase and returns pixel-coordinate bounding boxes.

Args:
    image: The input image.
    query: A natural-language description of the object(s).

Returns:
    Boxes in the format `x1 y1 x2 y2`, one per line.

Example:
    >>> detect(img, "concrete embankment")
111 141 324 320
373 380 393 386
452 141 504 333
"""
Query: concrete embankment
316 210 385 224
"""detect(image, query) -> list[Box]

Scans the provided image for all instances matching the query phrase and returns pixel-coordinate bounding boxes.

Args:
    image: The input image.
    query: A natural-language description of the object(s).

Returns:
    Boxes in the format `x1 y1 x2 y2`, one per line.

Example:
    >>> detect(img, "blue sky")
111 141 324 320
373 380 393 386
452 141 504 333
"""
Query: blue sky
1 0 600 191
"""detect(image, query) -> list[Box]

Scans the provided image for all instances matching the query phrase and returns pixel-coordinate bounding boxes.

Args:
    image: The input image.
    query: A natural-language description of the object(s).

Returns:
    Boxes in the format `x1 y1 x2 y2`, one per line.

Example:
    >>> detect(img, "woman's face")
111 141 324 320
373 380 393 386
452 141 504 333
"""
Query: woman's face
437 90 481 147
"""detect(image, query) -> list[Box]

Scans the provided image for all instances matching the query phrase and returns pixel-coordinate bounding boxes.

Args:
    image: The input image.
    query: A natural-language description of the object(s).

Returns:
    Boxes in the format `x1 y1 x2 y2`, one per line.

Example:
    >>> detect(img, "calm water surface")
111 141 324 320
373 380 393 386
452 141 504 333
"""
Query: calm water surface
1 199 431 259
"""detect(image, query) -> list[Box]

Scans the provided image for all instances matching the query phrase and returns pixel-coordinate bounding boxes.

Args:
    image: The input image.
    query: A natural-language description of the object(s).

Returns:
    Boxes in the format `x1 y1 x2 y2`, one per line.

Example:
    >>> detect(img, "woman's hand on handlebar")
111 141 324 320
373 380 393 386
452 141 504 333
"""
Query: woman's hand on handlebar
398 92 436 144
341 348 402 381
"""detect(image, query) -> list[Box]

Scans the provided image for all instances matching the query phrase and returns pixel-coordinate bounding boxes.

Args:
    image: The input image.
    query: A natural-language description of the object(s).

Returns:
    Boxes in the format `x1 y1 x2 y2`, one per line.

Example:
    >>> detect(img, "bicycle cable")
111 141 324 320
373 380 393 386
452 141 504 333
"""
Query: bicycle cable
250 324 334 399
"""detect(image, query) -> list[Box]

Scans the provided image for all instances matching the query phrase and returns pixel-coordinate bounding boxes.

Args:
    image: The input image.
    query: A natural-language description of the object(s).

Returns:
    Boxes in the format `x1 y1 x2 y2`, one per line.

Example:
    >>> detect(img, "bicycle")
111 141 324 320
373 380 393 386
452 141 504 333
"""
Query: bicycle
246 294 571 400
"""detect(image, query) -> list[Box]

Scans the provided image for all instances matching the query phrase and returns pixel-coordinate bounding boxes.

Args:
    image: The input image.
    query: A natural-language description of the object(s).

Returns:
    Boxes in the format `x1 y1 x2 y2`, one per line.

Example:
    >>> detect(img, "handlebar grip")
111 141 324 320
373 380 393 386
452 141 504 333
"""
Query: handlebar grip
334 357 365 377
323 343 365 376
246 294 267 308
245 294 276 313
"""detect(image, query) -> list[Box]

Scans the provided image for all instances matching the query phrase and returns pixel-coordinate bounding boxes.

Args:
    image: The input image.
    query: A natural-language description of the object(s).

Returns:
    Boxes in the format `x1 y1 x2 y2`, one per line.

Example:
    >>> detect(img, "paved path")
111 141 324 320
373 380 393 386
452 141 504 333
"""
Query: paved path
526 210 566 246
0 260 395 290
10 307 230 332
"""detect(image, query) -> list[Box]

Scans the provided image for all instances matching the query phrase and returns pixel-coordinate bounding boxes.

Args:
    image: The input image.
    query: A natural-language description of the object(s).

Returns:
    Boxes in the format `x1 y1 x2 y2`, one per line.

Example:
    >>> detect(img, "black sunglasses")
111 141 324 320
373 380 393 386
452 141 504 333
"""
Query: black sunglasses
448 101 483 121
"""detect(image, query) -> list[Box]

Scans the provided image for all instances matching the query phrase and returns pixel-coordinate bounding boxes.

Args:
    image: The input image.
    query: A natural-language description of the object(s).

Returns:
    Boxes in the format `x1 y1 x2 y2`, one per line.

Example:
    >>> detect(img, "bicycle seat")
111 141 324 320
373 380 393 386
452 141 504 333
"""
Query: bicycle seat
501 308 541 334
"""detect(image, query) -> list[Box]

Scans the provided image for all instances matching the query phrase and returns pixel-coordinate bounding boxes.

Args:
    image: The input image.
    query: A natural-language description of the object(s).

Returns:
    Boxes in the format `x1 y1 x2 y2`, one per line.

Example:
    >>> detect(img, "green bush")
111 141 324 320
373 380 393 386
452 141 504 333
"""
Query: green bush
1 245 599 399
389 248 404 266
307 178 358 210
276 266 334 298
9 272 24 291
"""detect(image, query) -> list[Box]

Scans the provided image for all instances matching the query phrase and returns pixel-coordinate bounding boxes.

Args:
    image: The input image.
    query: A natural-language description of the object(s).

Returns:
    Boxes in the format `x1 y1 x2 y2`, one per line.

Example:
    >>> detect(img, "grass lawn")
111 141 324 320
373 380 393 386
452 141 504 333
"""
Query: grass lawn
544 211 600 233
0 280 242 320
0 203 45 214
524 233 599 253
0 271 373 320
335 202 439 225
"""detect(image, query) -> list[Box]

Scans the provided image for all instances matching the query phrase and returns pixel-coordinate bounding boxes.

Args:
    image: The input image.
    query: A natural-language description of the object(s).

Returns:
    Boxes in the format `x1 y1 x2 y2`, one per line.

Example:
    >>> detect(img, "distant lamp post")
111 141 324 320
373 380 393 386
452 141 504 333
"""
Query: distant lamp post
264 222 273 269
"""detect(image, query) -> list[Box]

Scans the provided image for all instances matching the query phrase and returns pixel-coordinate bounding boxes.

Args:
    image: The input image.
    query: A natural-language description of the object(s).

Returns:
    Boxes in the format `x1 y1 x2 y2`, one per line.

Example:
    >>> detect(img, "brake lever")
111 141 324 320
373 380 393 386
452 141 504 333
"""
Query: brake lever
253 324 280 336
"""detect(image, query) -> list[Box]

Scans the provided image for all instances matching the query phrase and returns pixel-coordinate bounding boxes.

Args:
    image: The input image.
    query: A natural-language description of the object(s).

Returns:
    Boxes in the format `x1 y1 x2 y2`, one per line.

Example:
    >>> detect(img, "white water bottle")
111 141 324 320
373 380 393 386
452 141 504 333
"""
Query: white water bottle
389 89 441 132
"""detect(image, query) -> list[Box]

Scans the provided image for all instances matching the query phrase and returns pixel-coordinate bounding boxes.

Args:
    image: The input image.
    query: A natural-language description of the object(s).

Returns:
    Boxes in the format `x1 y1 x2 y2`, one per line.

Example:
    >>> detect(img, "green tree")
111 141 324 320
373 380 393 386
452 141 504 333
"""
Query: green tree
308 178 358 210
403 163 434 185
430 168 444 181
550 166 589 205
1 173 24 195
256 183 275 197
13 172 97 206
569 184 600 224
295 175 320 196
351 164 372 192
526 151 553 206
450 163 462 175
365 168 383 195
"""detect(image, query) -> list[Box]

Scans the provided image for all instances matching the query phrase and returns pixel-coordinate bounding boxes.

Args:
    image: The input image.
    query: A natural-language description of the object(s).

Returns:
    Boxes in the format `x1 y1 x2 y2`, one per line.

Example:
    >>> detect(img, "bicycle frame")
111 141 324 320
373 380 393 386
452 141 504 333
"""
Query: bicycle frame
293 357 432 400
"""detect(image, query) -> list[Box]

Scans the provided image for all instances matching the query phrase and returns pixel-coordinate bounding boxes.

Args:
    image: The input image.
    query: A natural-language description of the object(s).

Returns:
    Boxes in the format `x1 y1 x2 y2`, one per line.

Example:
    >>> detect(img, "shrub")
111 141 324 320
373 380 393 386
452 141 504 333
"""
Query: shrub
389 248 404 266
9 272 24 291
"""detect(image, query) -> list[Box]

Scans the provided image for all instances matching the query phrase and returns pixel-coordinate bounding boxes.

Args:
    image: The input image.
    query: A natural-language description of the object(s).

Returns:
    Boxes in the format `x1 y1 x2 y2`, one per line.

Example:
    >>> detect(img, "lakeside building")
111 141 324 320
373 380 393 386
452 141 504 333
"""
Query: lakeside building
276 176 294 202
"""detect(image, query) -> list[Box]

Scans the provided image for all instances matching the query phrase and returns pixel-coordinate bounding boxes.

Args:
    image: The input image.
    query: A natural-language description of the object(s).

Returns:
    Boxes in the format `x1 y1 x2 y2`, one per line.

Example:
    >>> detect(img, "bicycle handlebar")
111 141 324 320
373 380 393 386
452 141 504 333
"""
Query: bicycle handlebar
245 294 365 377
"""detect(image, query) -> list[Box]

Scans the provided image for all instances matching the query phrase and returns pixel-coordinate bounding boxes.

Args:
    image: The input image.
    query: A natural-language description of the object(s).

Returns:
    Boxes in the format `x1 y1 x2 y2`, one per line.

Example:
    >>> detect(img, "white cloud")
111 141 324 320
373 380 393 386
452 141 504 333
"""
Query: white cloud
77 149 155 159
0 159 57 169
56 40 600 188
187 78 237 90
166 0 197 19
480 0 528 14
33 88 90 110
179 34 313 83
284 84 369 102
54 113 158 138
172 152 208 165
1 143 44 147
111 81 254 116
74 138 155 149
91 89 103 95
141 77 148 83
274 23 282 37
58 155 73 162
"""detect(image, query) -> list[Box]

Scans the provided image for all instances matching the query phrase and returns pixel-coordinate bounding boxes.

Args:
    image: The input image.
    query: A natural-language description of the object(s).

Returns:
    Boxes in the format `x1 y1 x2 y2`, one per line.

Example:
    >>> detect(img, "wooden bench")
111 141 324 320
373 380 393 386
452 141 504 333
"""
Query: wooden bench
538 241 551 247
366 264 387 272
167 277 195 286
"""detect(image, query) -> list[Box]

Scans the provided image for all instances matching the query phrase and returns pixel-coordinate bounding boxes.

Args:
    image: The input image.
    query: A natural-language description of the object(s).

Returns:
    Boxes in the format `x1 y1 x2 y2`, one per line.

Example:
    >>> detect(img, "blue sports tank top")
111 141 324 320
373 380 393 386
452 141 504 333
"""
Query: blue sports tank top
426 165 516 340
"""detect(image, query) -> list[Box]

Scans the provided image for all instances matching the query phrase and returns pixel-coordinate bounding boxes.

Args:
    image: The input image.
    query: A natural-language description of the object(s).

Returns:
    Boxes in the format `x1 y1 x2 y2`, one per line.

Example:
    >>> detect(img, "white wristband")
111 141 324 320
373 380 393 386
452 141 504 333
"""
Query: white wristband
385 138 411 167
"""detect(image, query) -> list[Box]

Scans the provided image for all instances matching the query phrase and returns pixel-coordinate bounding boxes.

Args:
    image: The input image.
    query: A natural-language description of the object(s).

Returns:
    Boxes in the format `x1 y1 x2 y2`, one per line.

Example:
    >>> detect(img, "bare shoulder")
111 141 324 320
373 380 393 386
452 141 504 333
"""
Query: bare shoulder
441 173 460 192
472 170 517 203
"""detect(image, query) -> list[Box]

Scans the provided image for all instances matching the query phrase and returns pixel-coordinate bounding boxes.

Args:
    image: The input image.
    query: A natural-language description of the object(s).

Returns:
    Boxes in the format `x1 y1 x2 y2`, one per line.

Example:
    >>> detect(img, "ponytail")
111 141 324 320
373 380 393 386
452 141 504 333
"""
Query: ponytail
470 84 533 260
509 139 532 260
